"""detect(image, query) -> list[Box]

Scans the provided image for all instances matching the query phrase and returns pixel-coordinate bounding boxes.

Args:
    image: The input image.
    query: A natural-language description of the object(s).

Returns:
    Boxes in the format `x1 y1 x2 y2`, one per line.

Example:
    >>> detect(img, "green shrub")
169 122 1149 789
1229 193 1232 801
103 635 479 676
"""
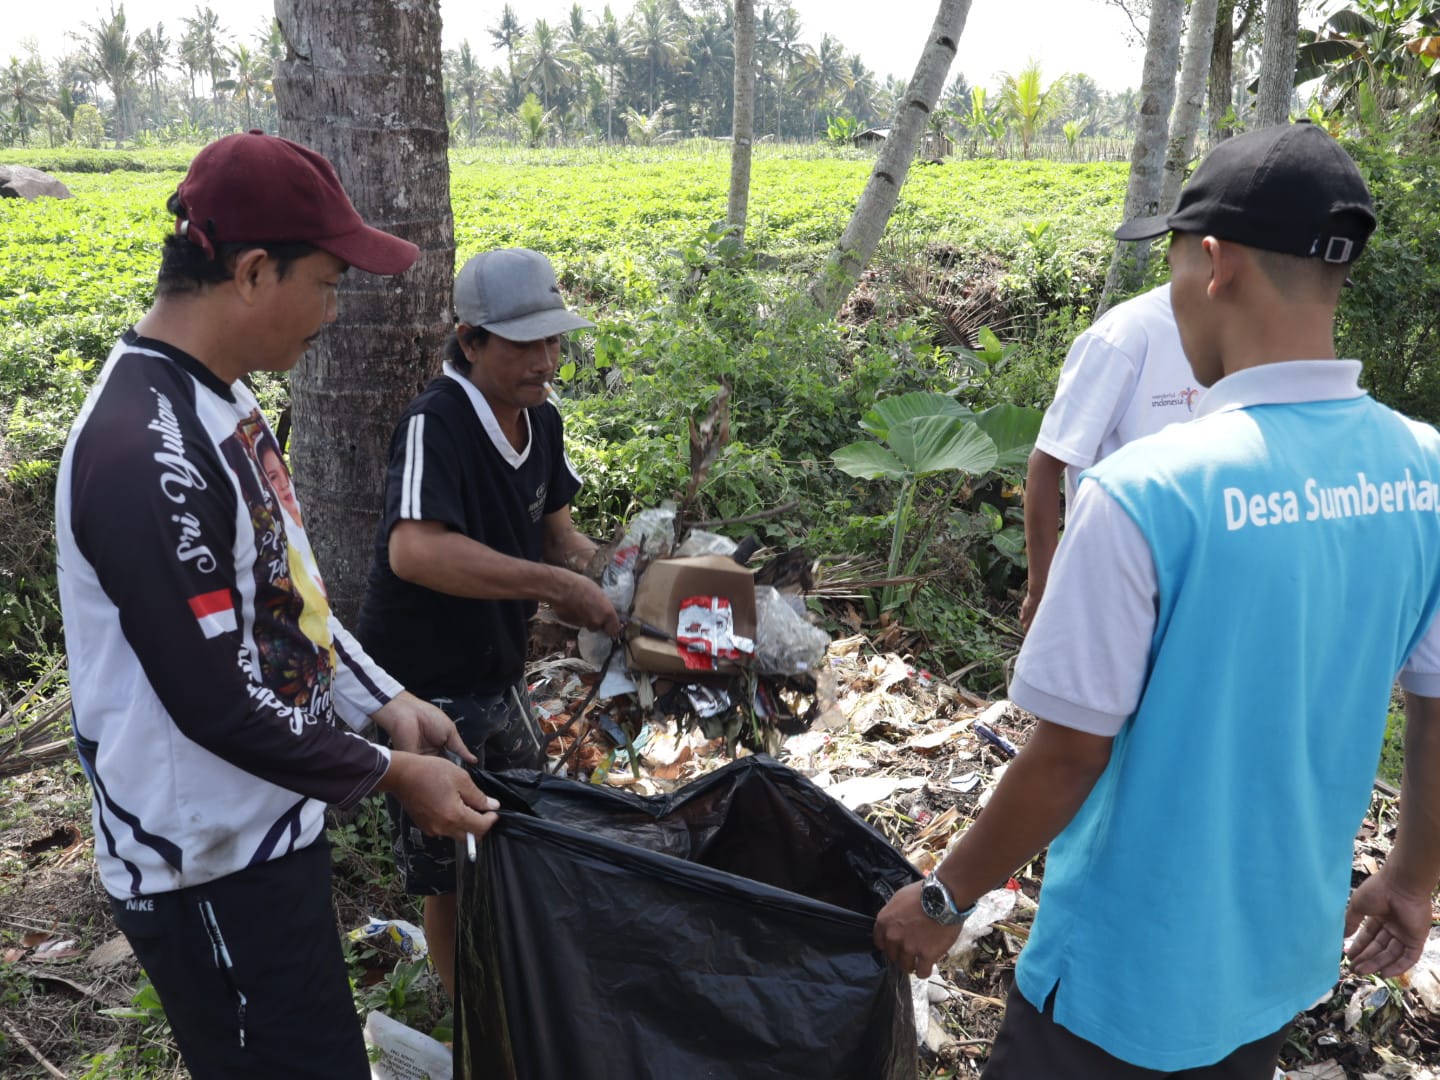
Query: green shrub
1341 137 1440 425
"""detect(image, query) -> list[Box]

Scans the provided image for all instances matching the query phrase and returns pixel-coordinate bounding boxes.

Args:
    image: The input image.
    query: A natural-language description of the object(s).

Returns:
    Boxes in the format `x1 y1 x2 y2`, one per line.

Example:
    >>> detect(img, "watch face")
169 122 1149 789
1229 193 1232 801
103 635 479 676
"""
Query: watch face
920 879 947 920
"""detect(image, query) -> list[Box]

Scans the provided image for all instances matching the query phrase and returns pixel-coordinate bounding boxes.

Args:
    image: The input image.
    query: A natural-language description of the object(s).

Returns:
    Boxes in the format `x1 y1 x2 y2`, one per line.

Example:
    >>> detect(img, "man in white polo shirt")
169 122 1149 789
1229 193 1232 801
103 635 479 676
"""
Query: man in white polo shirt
1020 284 1195 630
875 122 1440 1078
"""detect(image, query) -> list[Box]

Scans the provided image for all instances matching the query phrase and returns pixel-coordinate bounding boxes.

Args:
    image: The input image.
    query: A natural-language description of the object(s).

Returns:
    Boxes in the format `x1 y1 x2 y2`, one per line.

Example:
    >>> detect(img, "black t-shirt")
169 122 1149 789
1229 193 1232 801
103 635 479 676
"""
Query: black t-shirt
356 366 581 697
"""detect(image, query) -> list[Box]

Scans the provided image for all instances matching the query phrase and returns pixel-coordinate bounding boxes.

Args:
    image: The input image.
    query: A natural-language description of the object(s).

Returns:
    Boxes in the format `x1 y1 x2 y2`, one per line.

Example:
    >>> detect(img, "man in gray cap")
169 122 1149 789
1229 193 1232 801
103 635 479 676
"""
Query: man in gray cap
357 247 620 998
876 122 1440 1077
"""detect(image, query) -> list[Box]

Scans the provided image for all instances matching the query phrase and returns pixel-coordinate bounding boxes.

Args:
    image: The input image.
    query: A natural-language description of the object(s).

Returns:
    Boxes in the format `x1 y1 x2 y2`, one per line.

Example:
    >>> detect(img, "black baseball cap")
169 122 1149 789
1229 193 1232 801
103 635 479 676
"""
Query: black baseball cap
1114 121 1376 264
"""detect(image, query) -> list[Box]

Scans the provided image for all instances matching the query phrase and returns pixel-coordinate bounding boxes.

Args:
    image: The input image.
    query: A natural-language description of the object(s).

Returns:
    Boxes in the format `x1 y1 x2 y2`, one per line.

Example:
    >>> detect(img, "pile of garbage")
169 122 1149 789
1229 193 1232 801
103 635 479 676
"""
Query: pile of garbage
559 505 833 771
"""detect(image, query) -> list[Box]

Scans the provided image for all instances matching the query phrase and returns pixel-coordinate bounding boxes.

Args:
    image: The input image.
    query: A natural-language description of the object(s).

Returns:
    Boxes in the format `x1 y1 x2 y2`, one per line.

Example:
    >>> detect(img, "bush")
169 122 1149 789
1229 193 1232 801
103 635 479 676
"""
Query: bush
1341 136 1440 425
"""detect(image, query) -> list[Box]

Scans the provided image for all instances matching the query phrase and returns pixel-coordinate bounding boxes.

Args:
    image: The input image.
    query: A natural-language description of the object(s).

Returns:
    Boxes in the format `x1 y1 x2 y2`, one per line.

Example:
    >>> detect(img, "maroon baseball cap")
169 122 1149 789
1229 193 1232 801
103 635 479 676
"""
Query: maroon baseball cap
175 130 419 275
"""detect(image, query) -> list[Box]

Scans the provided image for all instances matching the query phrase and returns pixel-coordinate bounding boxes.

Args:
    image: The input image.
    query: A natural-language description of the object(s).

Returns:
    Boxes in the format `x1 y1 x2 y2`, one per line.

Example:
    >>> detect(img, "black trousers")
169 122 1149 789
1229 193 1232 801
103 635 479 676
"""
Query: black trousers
982 982 1288 1080
109 836 368 1079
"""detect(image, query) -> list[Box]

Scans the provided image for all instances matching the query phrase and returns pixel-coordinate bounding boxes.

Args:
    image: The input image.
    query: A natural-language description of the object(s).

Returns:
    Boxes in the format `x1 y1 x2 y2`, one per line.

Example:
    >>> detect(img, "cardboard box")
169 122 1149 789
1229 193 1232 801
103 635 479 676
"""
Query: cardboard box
626 555 756 676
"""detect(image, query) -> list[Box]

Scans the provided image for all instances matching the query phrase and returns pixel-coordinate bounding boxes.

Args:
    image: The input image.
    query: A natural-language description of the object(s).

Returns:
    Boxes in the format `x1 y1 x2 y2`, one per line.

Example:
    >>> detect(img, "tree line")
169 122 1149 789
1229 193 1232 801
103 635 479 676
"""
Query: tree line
4 0 1152 152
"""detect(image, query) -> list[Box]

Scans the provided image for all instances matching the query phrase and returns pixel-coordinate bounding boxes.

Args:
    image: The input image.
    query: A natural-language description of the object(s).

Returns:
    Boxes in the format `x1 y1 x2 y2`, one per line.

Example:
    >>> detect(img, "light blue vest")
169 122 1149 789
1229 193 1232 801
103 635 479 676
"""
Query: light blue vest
1016 393 1440 1070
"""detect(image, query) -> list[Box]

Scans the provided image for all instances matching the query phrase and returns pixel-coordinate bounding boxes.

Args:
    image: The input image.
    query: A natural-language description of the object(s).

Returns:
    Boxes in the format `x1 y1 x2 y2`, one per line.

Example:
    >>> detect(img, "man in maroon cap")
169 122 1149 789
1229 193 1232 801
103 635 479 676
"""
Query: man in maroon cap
55 131 499 1078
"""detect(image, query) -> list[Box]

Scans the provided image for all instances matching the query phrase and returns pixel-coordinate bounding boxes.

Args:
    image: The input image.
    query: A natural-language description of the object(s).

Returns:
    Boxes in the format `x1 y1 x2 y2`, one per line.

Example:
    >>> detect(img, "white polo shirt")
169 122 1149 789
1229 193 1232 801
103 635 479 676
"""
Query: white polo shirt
1015 359 1440 735
1036 284 1198 506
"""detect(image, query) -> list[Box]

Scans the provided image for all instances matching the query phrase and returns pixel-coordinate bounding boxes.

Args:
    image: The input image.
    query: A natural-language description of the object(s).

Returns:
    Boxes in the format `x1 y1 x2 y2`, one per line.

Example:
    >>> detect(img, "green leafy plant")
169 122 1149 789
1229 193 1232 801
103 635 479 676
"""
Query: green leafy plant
832 390 1041 610
515 92 555 148
825 113 861 146
98 973 169 1025
949 325 1022 402
832 392 994 608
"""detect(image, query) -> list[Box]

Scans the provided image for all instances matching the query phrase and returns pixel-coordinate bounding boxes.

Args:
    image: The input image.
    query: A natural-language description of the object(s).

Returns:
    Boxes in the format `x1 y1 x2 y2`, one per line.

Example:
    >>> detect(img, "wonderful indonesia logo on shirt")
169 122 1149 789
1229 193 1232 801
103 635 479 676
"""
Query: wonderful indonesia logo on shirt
1151 387 1201 412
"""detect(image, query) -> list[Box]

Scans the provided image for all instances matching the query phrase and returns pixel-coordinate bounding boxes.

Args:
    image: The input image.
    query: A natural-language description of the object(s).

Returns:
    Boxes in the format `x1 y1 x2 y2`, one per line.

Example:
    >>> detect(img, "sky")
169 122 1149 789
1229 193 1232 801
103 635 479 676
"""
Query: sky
6 1 1149 95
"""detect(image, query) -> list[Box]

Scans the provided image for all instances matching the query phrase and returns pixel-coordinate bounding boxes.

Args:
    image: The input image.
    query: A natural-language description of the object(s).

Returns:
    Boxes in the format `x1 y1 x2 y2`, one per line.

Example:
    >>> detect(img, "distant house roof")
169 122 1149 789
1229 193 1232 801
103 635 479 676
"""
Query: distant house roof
853 127 891 144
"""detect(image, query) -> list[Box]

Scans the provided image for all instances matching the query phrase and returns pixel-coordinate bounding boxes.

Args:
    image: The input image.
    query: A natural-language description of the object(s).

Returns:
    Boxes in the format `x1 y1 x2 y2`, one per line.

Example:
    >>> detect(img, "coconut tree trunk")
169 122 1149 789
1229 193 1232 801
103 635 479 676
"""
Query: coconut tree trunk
1161 0 1220 213
1208 0 1259 142
1208 0 1237 143
273 0 455 624
807 0 972 315
728 0 756 238
1255 0 1299 127
1098 0 1185 314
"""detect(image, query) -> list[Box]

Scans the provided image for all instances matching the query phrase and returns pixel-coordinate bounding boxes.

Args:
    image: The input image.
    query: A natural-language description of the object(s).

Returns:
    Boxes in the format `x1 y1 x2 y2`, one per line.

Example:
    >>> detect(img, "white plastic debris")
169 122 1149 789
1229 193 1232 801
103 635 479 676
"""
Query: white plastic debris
753 585 829 675
820 773 926 811
348 917 428 961
1407 926 1440 1015
947 887 1019 967
579 506 678 666
1279 1063 1345 1080
675 529 738 557
365 1009 451 1080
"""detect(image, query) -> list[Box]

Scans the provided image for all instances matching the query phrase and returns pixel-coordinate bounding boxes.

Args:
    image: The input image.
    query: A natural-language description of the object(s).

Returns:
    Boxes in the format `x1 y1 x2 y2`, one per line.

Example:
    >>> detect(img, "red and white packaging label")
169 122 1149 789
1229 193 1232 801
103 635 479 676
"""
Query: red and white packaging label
674 596 755 671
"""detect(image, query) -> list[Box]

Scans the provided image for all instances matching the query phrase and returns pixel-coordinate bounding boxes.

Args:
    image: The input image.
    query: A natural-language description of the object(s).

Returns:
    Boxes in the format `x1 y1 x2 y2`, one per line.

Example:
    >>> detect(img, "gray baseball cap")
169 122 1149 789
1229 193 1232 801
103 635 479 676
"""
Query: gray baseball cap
453 248 594 340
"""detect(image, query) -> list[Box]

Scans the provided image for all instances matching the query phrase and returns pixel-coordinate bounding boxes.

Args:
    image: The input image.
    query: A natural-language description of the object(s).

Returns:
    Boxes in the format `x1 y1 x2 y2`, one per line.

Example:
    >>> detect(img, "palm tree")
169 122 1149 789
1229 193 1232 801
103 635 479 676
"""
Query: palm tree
1100 0 1185 310
524 19 576 114
516 91 556 147
875 73 907 123
488 4 526 110
1255 0 1299 126
998 59 1067 159
687 11 734 136
255 18 284 129
589 5 627 140
272 0 455 621
75 4 139 145
626 0 684 114
841 56 877 124
449 41 487 143
222 43 268 130
768 5 808 140
134 24 170 130
4 56 49 146
563 4 590 52
181 6 226 125
942 71 972 116
794 33 850 136
621 100 671 145
810 0 974 313
729 0 756 236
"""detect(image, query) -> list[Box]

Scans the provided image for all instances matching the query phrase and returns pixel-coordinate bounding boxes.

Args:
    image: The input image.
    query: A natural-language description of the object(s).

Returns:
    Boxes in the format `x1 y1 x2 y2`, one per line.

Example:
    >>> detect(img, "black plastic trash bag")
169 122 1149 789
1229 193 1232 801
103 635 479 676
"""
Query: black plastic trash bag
456 755 921 1080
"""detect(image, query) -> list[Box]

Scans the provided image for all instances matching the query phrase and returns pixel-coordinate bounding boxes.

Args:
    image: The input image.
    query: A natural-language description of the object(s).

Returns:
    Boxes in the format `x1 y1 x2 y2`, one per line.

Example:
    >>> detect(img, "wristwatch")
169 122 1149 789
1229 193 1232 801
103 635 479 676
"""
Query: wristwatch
920 871 976 927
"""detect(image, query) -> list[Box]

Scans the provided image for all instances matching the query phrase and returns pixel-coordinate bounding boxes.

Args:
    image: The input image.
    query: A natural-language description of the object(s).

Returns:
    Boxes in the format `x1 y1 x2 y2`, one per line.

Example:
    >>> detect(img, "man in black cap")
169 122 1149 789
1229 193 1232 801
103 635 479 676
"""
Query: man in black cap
357 247 620 998
55 132 500 1078
875 122 1440 1077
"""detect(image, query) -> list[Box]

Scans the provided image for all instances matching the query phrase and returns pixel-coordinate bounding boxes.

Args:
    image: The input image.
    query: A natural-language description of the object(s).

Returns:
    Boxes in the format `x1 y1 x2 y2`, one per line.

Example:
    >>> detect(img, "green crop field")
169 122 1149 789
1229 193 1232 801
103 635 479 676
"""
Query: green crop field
0 145 1135 691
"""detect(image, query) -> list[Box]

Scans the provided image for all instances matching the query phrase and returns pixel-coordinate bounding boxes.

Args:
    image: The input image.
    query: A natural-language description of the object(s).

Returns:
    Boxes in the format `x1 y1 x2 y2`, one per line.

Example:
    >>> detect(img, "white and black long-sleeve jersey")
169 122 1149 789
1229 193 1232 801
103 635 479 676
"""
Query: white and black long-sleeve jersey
56 330 402 899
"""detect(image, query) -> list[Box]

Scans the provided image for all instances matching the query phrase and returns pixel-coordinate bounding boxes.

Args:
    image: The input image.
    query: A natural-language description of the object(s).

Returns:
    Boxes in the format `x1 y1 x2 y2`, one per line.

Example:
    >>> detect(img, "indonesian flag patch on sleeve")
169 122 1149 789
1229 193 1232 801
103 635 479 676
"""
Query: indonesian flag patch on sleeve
188 589 238 639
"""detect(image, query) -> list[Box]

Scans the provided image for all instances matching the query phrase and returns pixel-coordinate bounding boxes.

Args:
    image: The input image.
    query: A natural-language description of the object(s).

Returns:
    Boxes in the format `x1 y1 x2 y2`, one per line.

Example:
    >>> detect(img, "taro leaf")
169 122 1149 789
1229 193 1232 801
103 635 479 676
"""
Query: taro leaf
859 391 971 440
972 403 1044 471
832 441 907 480
889 415 997 478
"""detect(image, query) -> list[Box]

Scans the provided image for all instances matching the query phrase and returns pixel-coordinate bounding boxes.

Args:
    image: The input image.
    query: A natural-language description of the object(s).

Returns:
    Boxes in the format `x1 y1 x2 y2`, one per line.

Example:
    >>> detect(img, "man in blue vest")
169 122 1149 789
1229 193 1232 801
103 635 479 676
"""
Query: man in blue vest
875 121 1440 1077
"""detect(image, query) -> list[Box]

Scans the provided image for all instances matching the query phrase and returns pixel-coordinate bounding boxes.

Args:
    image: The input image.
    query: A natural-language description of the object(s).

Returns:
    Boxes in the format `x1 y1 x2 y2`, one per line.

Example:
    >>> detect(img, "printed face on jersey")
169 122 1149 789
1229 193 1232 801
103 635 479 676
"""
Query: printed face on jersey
1166 233 1220 388
252 251 346 372
463 329 562 413
260 445 303 527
